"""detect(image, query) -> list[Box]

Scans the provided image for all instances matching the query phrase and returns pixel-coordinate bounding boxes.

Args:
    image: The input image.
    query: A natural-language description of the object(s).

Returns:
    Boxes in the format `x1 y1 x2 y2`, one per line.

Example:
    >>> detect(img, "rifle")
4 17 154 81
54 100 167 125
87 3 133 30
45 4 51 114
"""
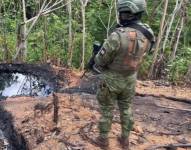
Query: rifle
81 41 102 78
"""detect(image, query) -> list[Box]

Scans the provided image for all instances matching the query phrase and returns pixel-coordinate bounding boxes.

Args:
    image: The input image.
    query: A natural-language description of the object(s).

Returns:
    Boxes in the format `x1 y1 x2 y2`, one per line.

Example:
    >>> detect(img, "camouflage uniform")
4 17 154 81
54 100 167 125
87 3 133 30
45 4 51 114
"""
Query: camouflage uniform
95 22 154 138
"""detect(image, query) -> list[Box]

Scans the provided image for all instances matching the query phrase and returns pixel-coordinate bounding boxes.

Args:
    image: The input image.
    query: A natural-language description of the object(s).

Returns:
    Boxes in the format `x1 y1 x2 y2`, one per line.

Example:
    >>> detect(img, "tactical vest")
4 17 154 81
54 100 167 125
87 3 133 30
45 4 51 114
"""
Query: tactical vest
108 27 151 74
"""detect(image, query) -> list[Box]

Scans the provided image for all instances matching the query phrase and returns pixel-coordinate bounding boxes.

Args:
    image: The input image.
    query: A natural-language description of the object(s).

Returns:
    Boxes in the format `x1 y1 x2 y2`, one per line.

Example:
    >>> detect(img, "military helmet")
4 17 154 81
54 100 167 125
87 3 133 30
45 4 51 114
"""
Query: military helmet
117 0 146 14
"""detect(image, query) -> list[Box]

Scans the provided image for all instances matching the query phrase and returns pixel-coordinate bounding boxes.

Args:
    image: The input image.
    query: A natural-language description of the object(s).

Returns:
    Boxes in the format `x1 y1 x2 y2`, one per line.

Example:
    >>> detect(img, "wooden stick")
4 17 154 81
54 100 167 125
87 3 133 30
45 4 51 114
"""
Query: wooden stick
136 92 191 104
53 92 59 124
146 143 191 150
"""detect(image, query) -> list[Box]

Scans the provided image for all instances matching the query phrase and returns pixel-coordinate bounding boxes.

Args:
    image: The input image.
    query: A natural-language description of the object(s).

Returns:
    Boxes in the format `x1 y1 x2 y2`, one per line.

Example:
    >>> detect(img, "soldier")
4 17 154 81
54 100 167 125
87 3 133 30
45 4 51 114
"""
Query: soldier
94 0 155 149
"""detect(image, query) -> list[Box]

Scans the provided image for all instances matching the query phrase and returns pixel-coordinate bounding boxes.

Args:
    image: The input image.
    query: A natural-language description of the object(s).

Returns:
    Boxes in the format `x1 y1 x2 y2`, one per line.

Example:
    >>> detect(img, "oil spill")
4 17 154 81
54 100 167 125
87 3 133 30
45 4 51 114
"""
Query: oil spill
0 73 54 99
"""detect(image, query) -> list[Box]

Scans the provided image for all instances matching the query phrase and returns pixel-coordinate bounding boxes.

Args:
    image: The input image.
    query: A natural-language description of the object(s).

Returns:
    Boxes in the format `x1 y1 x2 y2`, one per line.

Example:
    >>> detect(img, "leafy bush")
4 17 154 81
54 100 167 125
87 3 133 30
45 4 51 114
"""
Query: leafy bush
138 55 153 80
167 47 191 83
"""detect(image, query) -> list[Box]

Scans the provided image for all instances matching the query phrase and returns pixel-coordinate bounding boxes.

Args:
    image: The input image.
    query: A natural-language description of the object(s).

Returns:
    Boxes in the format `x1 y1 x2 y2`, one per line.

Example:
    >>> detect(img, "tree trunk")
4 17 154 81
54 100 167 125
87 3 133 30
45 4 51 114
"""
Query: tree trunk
22 0 27 60
2 33 8 63
149 0 169 79
171 16 184 60
0 7 9 63
43 16 48 63
67 0 73 67
14 0 27 62
162 0 182 51
106 0 114 38
114 0 119 24
80 3 86 70
170 17 180 48
14 24 26 62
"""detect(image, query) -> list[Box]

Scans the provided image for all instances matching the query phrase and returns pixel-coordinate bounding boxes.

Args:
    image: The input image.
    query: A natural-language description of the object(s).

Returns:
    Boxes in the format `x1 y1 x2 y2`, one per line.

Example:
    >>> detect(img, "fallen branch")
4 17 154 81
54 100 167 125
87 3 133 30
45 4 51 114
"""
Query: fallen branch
146 130 182 136
58 137 85 150
136 92 191 104
146 143 191 150
79 122 98 146
60 86 191 105
154 104 191 113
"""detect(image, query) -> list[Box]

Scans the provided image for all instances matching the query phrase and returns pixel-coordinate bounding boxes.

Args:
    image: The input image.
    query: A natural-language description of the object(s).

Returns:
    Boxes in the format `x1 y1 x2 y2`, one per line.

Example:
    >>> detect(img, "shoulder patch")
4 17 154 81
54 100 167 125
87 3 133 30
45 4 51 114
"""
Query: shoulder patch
100 48 106 55
116 27 125 33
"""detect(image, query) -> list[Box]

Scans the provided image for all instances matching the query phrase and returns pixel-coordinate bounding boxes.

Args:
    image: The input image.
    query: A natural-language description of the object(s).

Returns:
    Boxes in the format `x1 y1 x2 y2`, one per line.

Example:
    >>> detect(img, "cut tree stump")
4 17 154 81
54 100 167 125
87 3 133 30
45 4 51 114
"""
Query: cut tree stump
53 93 59 124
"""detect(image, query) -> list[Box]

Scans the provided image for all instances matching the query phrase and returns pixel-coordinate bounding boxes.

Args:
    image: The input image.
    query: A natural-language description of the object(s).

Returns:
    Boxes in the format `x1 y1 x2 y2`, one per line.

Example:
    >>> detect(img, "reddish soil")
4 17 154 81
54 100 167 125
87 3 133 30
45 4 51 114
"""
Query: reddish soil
0 68 191 150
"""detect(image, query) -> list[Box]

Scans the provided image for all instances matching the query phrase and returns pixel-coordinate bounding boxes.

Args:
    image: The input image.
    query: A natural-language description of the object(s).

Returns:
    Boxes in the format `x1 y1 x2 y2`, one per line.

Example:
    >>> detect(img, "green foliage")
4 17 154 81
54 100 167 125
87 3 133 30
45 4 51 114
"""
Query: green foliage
138 55 153 80
167 47 191 83
72 32 93 68
86 0 117 42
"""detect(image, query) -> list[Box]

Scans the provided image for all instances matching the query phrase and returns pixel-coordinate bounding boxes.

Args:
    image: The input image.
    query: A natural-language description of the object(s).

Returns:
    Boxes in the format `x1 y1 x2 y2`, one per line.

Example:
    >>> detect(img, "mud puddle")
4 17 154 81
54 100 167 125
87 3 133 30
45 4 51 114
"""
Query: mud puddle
0 73 54 99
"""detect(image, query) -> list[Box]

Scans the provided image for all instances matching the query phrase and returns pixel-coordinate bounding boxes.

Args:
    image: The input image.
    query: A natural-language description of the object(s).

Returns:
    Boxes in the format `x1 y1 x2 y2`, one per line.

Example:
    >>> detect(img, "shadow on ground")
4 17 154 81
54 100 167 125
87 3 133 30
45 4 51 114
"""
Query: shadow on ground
0 104 28 150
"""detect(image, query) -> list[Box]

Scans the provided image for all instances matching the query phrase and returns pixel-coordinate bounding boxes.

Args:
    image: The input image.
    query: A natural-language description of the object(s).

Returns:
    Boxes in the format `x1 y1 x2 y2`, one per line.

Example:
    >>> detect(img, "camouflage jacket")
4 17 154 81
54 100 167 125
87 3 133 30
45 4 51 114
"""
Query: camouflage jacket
95 22 154 78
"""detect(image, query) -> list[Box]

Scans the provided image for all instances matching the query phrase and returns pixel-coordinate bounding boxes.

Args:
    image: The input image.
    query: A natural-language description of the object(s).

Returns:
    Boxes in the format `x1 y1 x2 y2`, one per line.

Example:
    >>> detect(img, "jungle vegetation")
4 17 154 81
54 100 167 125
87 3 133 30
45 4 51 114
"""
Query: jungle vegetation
0 0 191 83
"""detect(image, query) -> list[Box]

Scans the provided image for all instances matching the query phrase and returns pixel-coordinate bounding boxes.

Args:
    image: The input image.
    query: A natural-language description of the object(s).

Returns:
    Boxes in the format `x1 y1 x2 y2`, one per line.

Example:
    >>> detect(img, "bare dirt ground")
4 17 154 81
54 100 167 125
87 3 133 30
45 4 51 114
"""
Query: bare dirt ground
0 68 191 150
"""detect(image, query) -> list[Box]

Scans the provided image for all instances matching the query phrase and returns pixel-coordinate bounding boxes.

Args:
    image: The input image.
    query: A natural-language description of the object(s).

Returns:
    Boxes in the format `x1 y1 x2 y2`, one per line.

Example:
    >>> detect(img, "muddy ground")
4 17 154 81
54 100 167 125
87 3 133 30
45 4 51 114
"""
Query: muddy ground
0 65 191 150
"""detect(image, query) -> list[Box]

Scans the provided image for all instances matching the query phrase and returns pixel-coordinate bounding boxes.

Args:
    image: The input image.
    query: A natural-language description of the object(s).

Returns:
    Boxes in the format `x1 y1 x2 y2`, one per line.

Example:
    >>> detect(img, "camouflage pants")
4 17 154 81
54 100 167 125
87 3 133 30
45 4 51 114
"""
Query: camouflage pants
97 73 136 138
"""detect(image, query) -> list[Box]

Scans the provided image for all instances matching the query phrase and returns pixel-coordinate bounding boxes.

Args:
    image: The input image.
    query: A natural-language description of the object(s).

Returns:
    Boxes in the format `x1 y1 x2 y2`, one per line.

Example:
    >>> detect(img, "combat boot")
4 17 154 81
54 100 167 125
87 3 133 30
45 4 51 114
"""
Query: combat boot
118 136 129 150
95 136 109 149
